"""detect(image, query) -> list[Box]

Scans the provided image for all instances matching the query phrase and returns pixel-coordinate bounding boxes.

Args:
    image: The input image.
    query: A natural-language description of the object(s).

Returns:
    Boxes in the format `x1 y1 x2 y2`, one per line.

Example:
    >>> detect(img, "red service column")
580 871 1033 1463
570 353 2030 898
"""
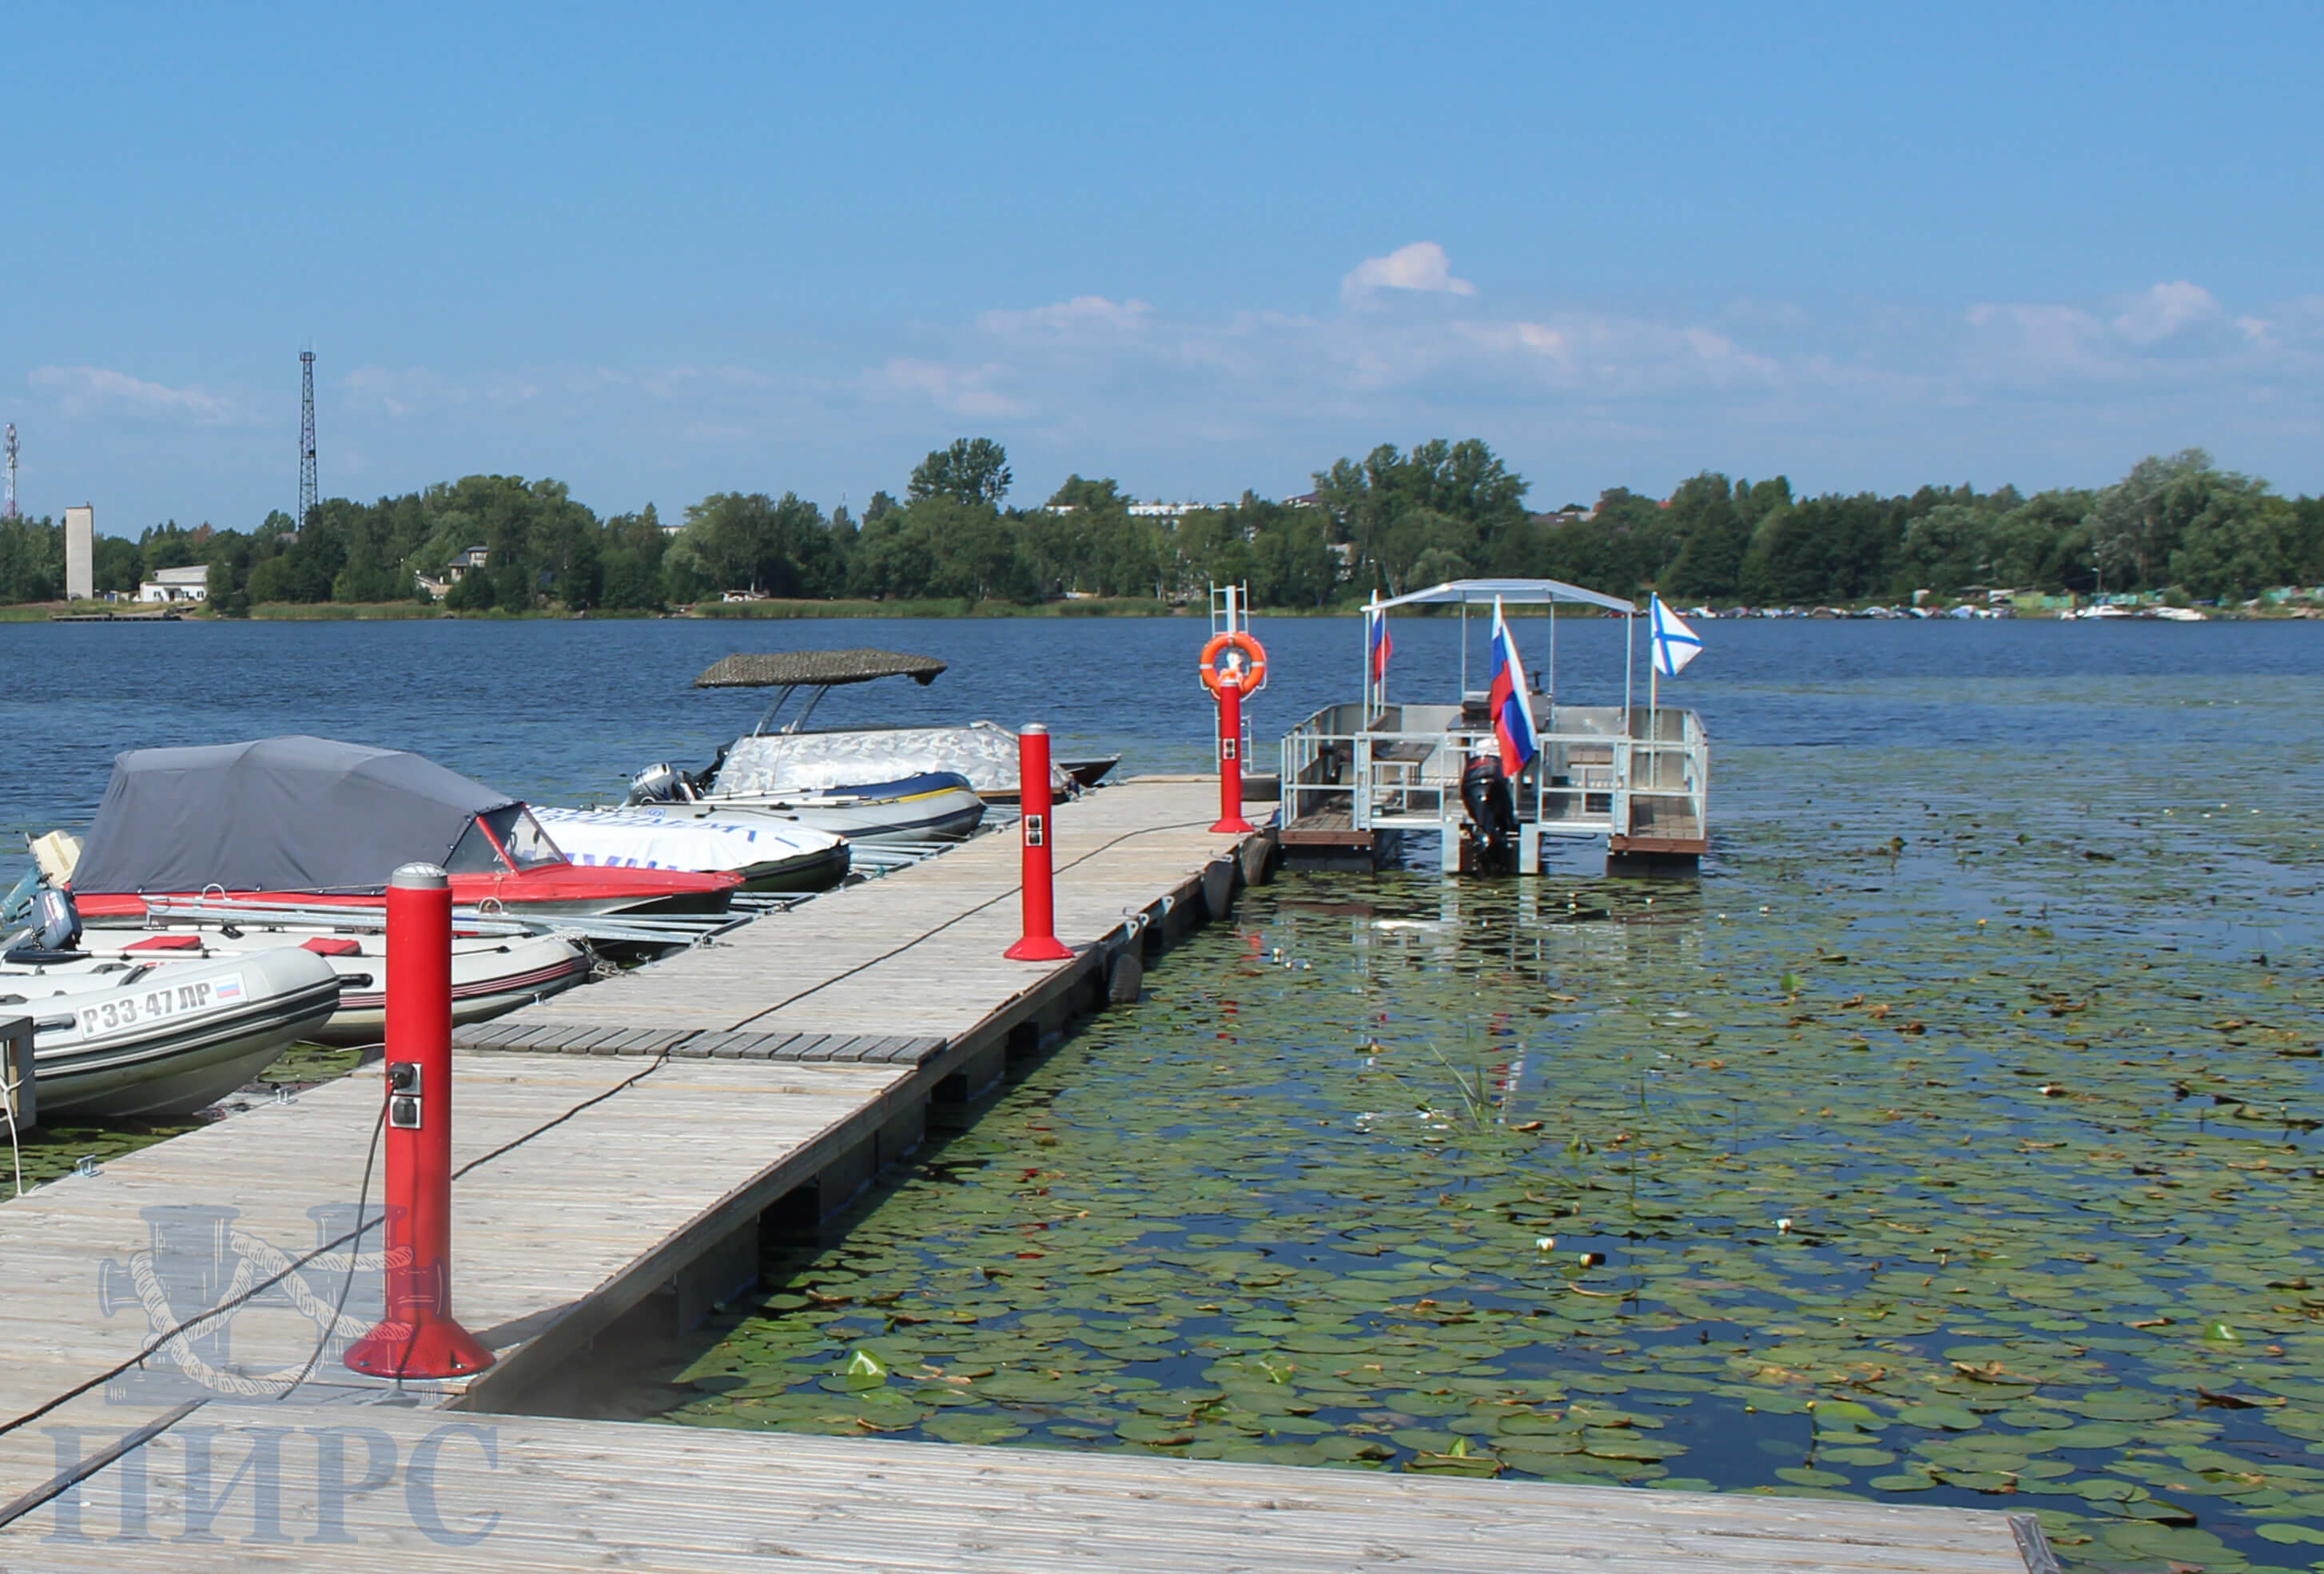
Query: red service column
1212 674 1256 835
1004 724 1072 962
344 862 495 1380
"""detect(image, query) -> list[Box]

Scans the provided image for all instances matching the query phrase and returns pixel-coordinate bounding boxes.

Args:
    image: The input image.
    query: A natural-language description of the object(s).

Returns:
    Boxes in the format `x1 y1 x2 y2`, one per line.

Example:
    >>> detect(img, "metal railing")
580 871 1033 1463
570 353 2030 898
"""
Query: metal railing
1279 701 1707 846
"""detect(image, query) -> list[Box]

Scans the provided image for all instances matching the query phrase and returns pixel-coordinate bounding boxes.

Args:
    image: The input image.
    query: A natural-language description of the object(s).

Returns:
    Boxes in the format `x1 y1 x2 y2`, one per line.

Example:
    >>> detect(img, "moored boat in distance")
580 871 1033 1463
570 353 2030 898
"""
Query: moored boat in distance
530 805 852 892
622 768 988 845
663 648 1116 809
58 736 740 924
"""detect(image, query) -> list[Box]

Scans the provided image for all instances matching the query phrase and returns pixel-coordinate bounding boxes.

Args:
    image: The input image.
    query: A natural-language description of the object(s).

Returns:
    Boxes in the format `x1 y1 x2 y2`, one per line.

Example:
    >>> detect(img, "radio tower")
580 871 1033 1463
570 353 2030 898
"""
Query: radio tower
2 425 16 520
298 351 317 528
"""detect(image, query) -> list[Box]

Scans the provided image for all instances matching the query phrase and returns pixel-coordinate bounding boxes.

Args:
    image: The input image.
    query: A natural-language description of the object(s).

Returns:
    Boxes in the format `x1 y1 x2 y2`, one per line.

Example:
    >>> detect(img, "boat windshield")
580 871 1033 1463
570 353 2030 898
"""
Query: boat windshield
444 805 568 873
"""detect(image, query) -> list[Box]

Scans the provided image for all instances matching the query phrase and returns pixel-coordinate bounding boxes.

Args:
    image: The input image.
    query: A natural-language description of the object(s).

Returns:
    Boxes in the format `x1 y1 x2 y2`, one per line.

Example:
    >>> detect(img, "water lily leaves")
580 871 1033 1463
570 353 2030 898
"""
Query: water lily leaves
1820 1446 1895 1466
1773 1466 1852 1489
921 1414 1029 1445
1582 1430 1686 1462
558 844 2324 1558
1892 1402 1981 1431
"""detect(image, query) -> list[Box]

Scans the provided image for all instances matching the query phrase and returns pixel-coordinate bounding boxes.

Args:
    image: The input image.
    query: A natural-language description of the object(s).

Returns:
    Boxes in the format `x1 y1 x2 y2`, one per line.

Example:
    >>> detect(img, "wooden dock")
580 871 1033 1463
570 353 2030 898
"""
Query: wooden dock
0 778 2047 1570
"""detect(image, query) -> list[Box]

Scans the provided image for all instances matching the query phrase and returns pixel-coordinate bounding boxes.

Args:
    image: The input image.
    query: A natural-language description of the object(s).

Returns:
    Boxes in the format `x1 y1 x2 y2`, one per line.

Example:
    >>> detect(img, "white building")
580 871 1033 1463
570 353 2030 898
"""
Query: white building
137 564 209 604
65 506 94 600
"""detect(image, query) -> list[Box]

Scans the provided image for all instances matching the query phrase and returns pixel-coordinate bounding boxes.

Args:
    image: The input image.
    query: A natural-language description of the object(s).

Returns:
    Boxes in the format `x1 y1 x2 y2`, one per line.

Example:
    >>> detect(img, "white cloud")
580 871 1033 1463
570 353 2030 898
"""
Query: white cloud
1341 241 1477 305
977 296 1154 336
867 358 1025 419
29 365 248 424
2111 280 2223 345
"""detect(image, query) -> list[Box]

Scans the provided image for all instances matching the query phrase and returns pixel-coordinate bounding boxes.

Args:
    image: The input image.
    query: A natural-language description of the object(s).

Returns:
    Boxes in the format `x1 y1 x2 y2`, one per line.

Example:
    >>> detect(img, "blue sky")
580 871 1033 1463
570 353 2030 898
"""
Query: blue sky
7 2 2321 532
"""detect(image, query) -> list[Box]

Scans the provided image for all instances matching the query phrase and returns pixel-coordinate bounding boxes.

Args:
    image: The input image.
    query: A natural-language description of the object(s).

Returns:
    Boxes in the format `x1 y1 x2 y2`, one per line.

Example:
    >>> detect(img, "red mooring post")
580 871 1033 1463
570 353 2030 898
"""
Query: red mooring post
344 862 495 1379
1004 724 1072 961
1212 673 1256 834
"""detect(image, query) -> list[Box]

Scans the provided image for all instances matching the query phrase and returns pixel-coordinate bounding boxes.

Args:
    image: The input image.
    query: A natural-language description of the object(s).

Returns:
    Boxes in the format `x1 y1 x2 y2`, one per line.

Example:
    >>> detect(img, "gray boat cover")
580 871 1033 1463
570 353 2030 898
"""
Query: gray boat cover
71 736 514 895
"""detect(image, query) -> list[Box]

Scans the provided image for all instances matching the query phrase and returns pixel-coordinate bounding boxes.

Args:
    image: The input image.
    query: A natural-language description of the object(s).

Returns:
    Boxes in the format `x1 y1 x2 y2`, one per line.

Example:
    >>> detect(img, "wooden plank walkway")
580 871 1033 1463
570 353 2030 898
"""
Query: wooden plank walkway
4 1405 2047 1572
0 779 2045 1571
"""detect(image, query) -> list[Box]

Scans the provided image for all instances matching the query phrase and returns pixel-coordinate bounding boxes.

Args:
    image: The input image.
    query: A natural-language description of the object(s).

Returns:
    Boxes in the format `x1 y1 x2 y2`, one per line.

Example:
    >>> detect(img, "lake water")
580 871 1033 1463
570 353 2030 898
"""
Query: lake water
12 614 2324 1569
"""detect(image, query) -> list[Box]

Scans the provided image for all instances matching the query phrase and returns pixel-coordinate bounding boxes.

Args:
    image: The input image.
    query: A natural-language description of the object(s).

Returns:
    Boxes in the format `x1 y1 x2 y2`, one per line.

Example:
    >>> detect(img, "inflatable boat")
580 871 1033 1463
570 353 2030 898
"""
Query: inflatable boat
0 947 342 1119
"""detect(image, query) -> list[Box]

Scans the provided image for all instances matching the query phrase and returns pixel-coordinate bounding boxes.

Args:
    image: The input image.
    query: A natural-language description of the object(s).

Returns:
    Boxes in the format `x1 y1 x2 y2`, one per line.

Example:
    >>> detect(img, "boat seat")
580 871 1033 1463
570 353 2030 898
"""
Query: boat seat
124 934 204 951
302 937 364 956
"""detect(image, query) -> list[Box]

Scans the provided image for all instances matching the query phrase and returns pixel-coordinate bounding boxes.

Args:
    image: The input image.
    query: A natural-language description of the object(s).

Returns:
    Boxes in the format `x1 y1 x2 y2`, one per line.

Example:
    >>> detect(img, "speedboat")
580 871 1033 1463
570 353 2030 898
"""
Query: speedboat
0 947 341 1119
529 805 851 892
59 737 741 924
623 767 986 845
655 648 1117 809
25 924 595 1047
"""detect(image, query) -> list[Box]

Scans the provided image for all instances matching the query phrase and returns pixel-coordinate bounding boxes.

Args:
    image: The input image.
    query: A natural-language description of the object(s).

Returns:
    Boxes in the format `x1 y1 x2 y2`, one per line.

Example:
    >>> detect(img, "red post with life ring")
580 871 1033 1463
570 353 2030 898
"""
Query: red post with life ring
1004 725 1072 962
1200 630 1264 835
344 862 495 1380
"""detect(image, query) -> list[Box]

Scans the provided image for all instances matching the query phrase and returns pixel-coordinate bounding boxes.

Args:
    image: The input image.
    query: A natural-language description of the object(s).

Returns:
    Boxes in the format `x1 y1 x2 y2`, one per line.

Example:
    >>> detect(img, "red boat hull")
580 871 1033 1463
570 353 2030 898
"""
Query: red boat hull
73 862 739 921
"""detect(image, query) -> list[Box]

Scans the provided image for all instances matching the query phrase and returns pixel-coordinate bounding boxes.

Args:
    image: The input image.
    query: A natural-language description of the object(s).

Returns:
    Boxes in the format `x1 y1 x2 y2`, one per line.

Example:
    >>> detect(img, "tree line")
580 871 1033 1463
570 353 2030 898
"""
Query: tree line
8 439 2321 614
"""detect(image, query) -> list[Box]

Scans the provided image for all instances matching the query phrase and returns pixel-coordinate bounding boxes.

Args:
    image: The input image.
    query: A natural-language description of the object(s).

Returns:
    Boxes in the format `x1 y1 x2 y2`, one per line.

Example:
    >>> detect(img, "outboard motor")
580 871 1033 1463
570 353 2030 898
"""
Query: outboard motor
32 886 81 951
1460 754 1520 875
625 761 698 806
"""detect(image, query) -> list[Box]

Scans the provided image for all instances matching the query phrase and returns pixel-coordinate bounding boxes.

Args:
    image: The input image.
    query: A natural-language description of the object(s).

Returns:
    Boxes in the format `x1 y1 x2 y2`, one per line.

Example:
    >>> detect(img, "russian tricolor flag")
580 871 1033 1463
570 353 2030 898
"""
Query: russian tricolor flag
1367 606 1392 685
1487 598 1537 771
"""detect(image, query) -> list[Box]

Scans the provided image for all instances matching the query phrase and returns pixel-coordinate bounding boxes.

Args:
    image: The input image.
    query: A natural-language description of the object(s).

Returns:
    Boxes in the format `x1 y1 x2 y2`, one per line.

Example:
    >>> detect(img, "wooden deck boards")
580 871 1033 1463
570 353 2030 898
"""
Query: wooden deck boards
3 1405 2040 1572
468 778 1241 1047
0 778 2035 1570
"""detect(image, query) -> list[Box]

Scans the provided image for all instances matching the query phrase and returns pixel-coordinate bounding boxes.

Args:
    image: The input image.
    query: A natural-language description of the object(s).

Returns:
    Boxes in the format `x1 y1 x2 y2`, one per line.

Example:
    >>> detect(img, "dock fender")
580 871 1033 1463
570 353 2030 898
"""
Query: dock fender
1200 858 1236 922
1105 946 1144 1005
1140 899 1170 960
1238 832 1275 888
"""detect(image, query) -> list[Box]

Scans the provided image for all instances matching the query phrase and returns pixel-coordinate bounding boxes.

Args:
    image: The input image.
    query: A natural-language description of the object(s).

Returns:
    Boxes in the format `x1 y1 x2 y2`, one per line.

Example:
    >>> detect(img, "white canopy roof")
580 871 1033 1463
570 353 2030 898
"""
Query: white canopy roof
1367 578 1636 616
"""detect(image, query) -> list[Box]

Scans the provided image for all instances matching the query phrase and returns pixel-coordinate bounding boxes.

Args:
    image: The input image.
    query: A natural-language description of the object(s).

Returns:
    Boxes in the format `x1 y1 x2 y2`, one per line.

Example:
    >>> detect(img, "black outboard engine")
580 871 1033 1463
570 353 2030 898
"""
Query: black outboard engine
1460 753 1519 875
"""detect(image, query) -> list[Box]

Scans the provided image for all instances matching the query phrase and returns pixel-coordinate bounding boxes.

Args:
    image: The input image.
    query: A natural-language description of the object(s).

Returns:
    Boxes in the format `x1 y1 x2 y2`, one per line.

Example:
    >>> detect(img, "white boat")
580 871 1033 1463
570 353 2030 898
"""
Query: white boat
622 768 987 845
0 948 341 1119
27 924 594 1047
646 648 1116 809
529 806 851 891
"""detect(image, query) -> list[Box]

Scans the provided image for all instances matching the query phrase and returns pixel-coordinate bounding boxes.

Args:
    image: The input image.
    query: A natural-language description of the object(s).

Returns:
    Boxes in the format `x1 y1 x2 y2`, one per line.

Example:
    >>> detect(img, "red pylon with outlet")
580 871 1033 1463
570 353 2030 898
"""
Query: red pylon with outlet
344 863 495 1379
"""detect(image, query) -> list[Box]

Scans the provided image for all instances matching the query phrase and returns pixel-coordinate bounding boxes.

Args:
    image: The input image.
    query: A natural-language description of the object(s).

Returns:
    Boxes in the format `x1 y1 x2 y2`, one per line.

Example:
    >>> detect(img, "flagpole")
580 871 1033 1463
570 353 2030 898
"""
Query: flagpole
1650 595 1661 758
1623 602 1634 730
1363 598 1375 721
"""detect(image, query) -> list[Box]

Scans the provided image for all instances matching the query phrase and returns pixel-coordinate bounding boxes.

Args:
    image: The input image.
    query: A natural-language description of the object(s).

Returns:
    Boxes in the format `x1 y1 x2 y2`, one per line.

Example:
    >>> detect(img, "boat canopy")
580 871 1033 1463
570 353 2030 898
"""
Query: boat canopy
695 649 948 690
1369 578 1636 616
72 736 517 896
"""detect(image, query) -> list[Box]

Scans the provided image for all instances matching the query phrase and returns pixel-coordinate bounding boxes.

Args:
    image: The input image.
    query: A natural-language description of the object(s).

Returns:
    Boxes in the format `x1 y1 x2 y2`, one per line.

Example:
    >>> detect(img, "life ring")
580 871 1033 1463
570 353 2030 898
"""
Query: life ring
1199 630 1267 694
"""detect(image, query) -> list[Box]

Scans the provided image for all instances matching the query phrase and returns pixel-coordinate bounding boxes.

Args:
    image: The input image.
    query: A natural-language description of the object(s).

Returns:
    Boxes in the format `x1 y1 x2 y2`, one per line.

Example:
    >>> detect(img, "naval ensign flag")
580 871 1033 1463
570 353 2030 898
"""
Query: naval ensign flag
1649 594 1703 679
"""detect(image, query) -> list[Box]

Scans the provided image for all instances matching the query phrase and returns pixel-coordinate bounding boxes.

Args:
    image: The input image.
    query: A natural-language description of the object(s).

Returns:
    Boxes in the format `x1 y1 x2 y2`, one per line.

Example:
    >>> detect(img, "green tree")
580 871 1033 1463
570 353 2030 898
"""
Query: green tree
1663 475 1748 599
92 534 144 595
1311 439 1528 594
909 439 1012 508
